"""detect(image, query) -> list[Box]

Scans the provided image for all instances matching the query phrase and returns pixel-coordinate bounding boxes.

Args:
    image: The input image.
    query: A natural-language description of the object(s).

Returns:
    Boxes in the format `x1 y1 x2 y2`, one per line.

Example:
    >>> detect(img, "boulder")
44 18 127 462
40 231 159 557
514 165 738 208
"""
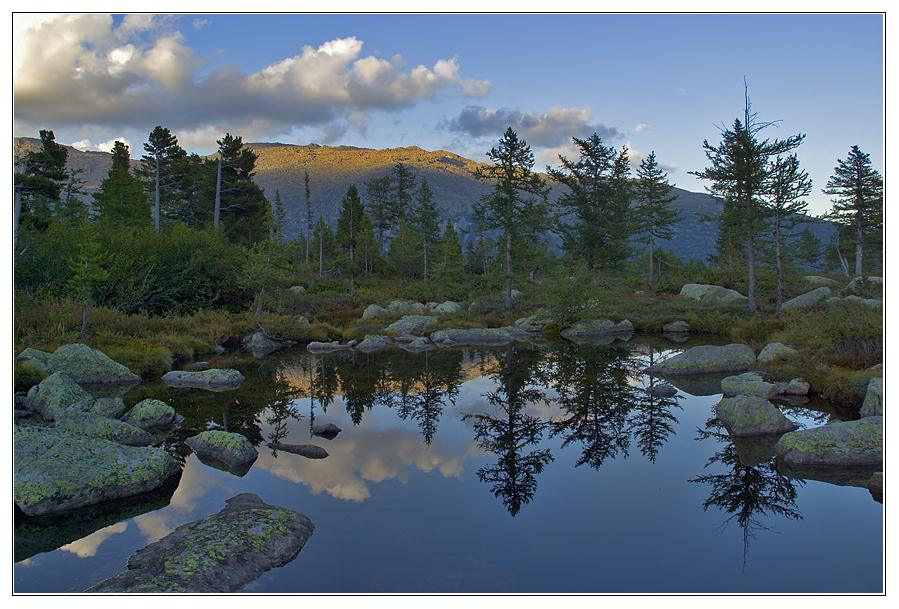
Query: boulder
86 494 314 593
242 331 296 358
14 426 180 516
185 431 258 470
307 341 354 353
55 412 154 446
361 303 389 320
267 442 329 459
714 396 798 437
288 285 306 294
387 300 427 315
868 472 883 503
731 434 781 466
88 397 127 419
46 343 141 384
385 315 439 336
312 423 341 439
17 347 51 373
188 361 210 370
803 275 842 288
433 300 463 315
844 295 881 308
26 372 95 421
784 378 810 396
647 383 678 398
355 335 392 353
398 336 434 353
859 377 883 418
662 320 690 333
757 342 799 365
430 327 527 347
679 284 748 305
560 319 633 341
847 275 882 293
513 309 553 333
782 287 832 311
774 417 883 468
161 369 245 390
122 399 176 430
721 372 785 399
644 344 756 375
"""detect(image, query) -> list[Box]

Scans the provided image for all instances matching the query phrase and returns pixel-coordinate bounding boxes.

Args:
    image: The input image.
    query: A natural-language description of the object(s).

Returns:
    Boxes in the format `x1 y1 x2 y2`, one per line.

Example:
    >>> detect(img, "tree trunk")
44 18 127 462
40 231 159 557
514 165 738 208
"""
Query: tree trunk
746 217 757 313
319 233 324 279
14 186 22 246
154 156 161 232
855 213 864 277
505 227 513 311
214 157 222 231
647 234 655 288
774 214 784 316
255 286 265 321
423 237 428 281
80 302 90 342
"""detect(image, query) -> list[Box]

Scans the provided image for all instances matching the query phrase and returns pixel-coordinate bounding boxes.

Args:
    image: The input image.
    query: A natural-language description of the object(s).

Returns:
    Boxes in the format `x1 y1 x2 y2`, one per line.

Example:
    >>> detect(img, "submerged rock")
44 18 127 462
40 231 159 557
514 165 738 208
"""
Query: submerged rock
26 372 95 421
757 342 799 365
560 319 633 341
55 412 154 446
645 344 755 375
46 343 141 384
430 326 526 347
242 331 296 358
355 335 392 353
385 315 439 336
721 372 784 399
774 417 883 469
161 368 245 390
14 426 180 517
86 493 314 593
312 423 341 439
267 442 329 459
122 399 176 430
782 287 832 311
859 377 883 418
185 430 258 471
679 283 748 305
731 434 782 466
714 396 798 437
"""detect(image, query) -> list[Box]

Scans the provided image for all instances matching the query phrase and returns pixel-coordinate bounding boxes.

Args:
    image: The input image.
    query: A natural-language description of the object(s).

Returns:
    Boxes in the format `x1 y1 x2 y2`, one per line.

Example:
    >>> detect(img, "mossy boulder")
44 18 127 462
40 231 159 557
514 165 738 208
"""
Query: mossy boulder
14 426 180 516
430 326 527 347
782 287 832 311
86 493 314 593
122 399 176 430
843 295 881 308
88 397 127 419
385 315 439 336
647 383 678 398
859 377 882 418
433 300 463 314
361 303 389 319
774 417 883 468
55 412 154 446
17 347 51 373
645 344 756 376
26 372 95 421
46 343 141 384
161 368 245 390
784 378 810 396
560 319 633 341
185 430 257 471
514 309 554 333
757 342 799 365
355 335 392 353
679 283 748 305
720 372 785 399
715 396 798 437
242 331 296 358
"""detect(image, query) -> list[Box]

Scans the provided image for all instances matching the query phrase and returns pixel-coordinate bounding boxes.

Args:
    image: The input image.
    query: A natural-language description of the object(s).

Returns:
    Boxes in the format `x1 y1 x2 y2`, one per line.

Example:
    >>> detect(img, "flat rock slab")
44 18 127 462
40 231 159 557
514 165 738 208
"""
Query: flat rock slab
430 327 527 347
645 344 756 375
185 430 258 471
715 396 798 437
14 426 180 517
86 493 314 593
720 372 784 399
162 369 245 390
782 287 832 311
774 417 883 469
307 341 354 353
47 343 141 384
55 412 154 446
267 442 329 459
355 335 392 353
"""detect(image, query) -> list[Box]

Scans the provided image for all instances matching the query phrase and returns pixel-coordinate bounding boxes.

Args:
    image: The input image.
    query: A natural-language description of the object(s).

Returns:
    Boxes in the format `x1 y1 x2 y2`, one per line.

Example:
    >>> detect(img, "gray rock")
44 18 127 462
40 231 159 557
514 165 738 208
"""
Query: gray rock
398 336 434 352
17 347 51 373
267 442 329 459
662 320 690 333
647 383 678 398
47 343 141 384
847 275 882 292
361 303 389 319
774 417 883 468
161 368 245 390
784 378 810 396
55 412 154 446
645 344 756 375
188 361 210 370
715 396 798 437
720 372 785 399
868 472 883 503
85 494 314 593
803 275 842 288
14 426 180 516
312 423 341 438
385 315 439 336
679 283 748 305
122 399 176 430
731 434 781 466
387 300 427 315
843 294 881 308
663 332 690 343
26 372 95 421
757 342 799 365
355 335 392 353
430 326 527 347
859 377 883 418
513 309 553 333
242 331 296 358
433 300 463 314
185 431 258 471
288 285 306 294
560 319 633 341
782 287 832 311
307 341 354 353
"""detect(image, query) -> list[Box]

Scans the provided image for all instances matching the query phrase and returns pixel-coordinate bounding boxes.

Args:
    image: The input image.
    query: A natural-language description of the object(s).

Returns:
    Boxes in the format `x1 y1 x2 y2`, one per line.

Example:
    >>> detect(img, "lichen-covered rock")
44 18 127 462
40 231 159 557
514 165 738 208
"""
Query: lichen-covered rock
774 417 883 468
55 412 154 446
361 303 389 319
560 319 633 341
715 396 798 437
782 287 832 311
647 383 678 398
14 426 180 516
88 397 127 419
514 309 553 333
26 372 95 421
46 343 141 384
17 347 51 373
803 275 842 288
267 442 329 459
288 285 305 294
757 342 799 365
859 377 883 418
679 284 748 305
644 344 756 375
387 300 427 315
433 300 463 314
242 331 296 358
721 372 785 399
868 472 883 503
185 431 257 470
430 326 527 347
784 378 810 396
662 320 690 333
161 368 245 390
844 294 881 308
86 493 314 593
398 336 434 353
311 423 341 438
355 335 392 353
384 315 439 336
122 399 176 430
307 341 354 353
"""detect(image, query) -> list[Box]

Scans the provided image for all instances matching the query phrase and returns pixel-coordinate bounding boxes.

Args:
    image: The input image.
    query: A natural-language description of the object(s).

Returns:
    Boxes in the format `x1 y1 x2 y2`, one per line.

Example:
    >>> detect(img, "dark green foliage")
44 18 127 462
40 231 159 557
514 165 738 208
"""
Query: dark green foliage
215 133 271 244
792 227 823 269
93 141 150 227
411 178 441 280
389 162 416 228
633 151 679 286
311 216 337 277
387 219 421 277
141 126 185 231
15 130 70 231
433 221 464 298
364 174 392 253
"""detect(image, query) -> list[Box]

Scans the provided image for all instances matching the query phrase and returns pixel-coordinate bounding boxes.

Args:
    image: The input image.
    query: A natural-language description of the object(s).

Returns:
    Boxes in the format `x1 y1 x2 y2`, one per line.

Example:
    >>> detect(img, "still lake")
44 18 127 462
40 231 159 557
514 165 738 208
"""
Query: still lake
14 337 883 593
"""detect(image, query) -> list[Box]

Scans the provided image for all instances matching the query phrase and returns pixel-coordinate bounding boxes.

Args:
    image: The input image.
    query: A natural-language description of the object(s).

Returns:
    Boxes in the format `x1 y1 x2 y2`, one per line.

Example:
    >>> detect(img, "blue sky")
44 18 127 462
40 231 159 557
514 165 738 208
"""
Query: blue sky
13 13 884 213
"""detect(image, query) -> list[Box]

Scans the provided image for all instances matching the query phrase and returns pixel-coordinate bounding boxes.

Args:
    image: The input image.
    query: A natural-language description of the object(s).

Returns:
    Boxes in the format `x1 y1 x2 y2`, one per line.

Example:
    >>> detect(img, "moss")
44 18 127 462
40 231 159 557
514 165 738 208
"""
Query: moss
15 361 47 391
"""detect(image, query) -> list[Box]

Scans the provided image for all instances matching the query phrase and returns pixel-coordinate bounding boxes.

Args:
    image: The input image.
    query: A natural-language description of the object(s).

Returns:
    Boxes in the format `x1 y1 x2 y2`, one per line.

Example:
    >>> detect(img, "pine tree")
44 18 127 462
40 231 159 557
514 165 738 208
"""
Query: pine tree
93 141 150 226
335 185 366 298
67 235 111 341
15 129 70 232
411 178 441 280
304 170 313 266
141 126 184 232
793 227 823 269
387 219 421 277
633 151 680 287
390 162 416 230
311 216 336 279
474 127 550 310
822 145 883 277
271 190 286 242
434 221 464 299
364 174 393 253
211 133 270 244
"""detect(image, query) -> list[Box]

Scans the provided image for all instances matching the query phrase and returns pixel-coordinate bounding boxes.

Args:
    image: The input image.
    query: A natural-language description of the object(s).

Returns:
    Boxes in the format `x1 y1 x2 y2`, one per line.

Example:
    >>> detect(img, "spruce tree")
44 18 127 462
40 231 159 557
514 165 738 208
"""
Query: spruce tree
336 185 366 298
387 219 421 277
15 129 69 232
412 178 441 280
67 235 111 341
210 134 270 244
435 220 464 299
364 174 393 253
94 141 150 226
793 227 823 269
633 151 680 287
390 162 416 230
311 215 336 279
304 170 313 266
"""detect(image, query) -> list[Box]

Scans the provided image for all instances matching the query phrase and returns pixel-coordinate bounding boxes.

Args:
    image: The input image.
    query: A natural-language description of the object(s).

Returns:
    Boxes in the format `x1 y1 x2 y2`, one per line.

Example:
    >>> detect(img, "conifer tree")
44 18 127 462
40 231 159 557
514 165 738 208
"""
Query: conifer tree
142 126 184 232
311 216 336 279
336 185 366 298
94 141 150 226
304 170 313 266
412 178 441 280
435 220 464 298
633 151 680 287
212 133 270 244
390 162 416 230
387 219 421 277
365 174 393 253
15 129 70 232
67 235 110 341
793 227 823 269
271 190 286 242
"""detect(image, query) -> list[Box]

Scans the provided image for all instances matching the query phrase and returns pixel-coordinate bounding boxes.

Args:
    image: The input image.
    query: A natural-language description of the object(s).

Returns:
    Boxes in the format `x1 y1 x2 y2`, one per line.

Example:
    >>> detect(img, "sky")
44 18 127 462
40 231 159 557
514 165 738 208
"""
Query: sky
13 13 884 214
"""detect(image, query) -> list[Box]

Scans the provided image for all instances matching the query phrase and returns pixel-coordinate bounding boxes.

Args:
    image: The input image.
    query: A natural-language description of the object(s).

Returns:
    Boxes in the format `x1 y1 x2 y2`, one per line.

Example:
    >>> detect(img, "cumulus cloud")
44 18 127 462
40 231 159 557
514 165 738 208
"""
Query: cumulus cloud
634 122 651 133
70 138 92 151
14 15 490 147
96 137 132 153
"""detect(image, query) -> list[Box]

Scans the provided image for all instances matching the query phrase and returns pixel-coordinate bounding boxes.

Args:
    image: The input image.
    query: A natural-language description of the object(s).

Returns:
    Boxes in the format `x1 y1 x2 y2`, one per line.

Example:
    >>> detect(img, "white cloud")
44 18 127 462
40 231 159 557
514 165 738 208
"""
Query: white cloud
96 137 131 153
192 17 209 30
634 122 651 133
70 138 92 151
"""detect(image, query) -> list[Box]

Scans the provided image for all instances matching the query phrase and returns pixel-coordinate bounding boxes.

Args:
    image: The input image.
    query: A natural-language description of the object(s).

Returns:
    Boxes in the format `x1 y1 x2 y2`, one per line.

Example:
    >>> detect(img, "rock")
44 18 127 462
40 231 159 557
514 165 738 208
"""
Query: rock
647 383 678 398
295 315 311 329
757 342 799 365
511 289 524 301
663 332 690 343
847 275 882 293
778 464 880 488
774 417 883 468
679 283 748 305
161 368 245 390
355 335 392 353
55 412 154 446
122 399 176 430
843 294 881 308
644 344 756 375
803 275 842 287
720 372 785 399
731 434 781 466
307 341 354 353
86 494 314 593
398 336 434 352
715 396 798 437
361 303 389 319
560 319 633 341
868 472 883 503
859 377 883 418
242 331 296 358
14 426 180 516
782 287 832 311
288 285 305 294
312 423 341 438
17 347 51 373
46 343 141 384
188 361 210 370
185 431 258 471
25 372 95 421
267 442 329 459
514 309 553 333
430 327 527 347
661 374 729 397
662 320 690 333
784 378 810 396
387 300 427 315
433 300 463 314
384 315 439 336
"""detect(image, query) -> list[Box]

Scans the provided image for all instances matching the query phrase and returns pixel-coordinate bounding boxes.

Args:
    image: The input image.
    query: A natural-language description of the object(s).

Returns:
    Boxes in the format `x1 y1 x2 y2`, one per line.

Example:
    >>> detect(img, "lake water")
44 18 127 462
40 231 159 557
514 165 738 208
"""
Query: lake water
14 337 883 593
